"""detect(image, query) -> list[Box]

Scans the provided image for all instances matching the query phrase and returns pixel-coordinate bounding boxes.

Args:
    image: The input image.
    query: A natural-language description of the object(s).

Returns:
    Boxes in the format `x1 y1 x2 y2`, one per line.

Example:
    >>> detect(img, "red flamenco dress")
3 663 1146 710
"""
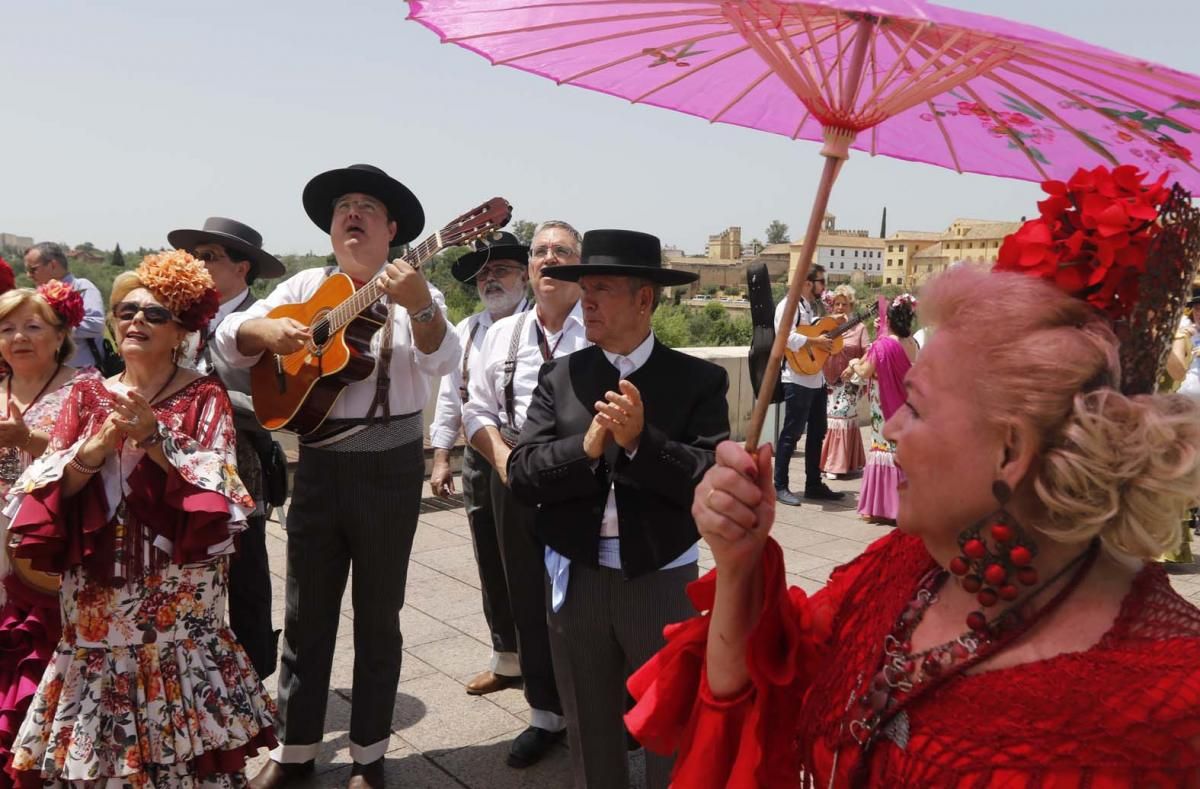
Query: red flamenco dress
3 376 277 787
627 531 1200 787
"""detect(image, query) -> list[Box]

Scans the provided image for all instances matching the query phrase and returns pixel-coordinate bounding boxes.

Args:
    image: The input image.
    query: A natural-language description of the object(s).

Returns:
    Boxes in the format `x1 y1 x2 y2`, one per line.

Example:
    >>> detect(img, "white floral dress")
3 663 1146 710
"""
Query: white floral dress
3 376 276 787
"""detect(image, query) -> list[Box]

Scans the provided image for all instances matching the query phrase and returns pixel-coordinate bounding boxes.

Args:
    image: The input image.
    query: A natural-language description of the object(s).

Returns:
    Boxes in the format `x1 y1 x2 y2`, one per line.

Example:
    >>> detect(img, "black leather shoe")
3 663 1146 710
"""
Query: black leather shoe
805 483 846 501
347 758 385 788
506 726 565 768
248 760 315 789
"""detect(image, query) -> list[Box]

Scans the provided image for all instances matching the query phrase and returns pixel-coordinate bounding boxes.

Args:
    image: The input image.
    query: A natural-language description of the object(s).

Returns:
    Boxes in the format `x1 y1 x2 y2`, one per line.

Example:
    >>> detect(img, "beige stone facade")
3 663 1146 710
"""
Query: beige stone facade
881 219 1021 289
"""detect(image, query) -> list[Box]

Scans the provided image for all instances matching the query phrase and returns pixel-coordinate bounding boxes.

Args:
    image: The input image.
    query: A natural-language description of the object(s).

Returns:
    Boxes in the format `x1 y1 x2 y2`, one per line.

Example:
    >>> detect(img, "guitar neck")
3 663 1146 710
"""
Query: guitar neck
828 311 869 339
325 233 444 334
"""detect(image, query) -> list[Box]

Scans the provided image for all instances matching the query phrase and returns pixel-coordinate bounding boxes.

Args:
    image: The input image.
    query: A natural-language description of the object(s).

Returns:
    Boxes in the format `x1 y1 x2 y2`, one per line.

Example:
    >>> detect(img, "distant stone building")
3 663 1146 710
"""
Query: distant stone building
883 231 942 287
707 227 743 260
787 213 885 284
907 219 1021 287
0 233 34 253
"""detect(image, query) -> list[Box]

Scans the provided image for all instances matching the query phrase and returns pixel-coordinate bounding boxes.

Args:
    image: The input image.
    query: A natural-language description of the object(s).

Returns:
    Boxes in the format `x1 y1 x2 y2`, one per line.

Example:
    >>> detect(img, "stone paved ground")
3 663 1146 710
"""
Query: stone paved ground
246 450 1200 787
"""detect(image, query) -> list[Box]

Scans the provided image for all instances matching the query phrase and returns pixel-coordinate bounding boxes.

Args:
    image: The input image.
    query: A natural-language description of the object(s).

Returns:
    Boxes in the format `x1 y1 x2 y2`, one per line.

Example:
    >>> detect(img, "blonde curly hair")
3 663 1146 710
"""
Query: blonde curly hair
919 266 1200 560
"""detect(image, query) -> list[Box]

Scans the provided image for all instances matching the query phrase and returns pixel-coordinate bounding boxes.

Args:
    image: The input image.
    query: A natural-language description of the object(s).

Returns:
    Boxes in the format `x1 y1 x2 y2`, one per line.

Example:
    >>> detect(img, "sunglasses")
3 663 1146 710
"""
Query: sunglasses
112 302 176 325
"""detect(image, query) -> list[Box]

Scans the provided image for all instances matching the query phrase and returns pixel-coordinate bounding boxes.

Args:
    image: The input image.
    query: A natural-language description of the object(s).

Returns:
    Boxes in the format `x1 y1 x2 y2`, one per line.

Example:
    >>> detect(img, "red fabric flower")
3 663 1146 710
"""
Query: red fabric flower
0 256 14 295
175 286 220 333
995 164 1169 321
36 280 85 329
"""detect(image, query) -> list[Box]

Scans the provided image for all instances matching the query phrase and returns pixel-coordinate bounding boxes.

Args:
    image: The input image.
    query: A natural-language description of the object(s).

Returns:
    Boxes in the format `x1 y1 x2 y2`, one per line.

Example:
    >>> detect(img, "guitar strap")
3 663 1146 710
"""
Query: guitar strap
459 320 482 404
367 303 395 425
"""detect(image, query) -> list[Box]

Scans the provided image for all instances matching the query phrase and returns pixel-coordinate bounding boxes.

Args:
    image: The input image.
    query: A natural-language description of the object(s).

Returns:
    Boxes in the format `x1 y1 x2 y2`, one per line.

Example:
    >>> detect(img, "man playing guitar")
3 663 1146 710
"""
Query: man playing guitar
213 164 461 789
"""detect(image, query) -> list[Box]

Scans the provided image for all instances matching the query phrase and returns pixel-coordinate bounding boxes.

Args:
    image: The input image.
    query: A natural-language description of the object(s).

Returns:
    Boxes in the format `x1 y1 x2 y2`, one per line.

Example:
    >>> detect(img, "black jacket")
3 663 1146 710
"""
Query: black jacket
508 341 730 578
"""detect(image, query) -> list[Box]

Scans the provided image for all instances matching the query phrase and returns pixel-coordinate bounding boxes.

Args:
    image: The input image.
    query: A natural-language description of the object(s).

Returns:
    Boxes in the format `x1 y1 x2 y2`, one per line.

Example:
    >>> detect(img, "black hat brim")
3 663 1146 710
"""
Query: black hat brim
543 263 698 286
167 228 287 279
302 168 424 246
451 243 530 283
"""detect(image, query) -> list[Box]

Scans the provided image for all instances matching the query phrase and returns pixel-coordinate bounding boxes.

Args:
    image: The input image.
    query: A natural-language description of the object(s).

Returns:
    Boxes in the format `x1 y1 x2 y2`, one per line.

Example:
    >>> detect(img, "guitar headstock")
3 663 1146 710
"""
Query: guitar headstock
437 197 513 249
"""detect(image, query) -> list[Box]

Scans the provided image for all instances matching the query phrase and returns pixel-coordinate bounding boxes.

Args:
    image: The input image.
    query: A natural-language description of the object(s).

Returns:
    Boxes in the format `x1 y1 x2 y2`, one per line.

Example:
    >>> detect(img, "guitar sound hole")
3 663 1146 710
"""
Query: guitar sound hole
312 322 330 348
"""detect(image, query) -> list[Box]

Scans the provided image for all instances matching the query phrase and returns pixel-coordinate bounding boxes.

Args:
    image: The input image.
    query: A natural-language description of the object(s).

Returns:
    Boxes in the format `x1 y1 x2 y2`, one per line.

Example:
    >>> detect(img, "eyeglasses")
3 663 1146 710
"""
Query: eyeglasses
112 302 176 325
333 198 384 216
530 244 578 261
812 279 826 284
477 264 525 281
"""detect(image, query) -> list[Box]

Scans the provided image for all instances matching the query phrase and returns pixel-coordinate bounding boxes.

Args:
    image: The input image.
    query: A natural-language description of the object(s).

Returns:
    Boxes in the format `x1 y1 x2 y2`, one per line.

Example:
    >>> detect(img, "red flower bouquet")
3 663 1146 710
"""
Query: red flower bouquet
37 280 85 329
995 164 1170 321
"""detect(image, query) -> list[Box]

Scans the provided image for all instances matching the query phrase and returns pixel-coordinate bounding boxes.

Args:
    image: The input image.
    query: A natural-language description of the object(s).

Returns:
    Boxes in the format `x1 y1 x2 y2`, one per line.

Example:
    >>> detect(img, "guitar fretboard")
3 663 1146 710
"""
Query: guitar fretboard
322 233 443 336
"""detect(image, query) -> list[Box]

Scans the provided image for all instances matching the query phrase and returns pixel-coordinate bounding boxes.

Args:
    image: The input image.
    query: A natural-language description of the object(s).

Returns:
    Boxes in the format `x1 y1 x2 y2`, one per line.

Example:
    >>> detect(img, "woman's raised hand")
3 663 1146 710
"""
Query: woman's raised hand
693 441 776 577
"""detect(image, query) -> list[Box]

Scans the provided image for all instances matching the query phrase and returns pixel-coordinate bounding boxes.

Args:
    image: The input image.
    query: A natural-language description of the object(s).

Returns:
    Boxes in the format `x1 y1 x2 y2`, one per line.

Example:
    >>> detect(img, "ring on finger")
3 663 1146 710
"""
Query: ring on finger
706 489 717 508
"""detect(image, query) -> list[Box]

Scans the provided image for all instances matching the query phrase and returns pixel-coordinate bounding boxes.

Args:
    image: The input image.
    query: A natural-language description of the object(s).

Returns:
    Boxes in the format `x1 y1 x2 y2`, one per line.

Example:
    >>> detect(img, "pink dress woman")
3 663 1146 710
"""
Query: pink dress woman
856 336 912 523
0 368 99 787
819 322 867 476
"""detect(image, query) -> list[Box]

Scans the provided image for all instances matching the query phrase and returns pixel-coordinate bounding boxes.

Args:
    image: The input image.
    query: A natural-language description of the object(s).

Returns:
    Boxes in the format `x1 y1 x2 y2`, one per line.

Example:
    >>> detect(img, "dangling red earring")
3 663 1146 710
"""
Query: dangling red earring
948 481 1039 634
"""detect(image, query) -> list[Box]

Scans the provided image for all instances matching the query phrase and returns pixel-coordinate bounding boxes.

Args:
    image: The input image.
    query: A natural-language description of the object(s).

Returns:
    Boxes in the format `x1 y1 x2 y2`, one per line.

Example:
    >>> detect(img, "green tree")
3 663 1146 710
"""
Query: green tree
766 220 790 244
511 220 537 245
111 243 125 267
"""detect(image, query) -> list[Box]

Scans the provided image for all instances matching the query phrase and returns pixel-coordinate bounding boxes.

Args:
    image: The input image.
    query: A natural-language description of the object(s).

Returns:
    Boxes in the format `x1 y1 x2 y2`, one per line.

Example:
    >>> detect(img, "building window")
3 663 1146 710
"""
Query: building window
886 277 892 284
888 245 894 252
854 250 859 257
899 245 906 251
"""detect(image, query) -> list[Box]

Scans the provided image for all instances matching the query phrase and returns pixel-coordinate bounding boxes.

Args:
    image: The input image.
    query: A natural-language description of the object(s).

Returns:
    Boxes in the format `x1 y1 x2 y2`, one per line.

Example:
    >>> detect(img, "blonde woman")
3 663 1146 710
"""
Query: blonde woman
819 285 867 479
629 267 1200 785
5 252 275 786
0 285 99 782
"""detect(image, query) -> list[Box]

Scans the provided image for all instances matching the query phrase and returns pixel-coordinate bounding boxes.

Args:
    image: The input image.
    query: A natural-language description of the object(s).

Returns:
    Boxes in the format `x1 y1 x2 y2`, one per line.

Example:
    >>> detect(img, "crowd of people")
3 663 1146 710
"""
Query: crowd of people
0 159 1197 789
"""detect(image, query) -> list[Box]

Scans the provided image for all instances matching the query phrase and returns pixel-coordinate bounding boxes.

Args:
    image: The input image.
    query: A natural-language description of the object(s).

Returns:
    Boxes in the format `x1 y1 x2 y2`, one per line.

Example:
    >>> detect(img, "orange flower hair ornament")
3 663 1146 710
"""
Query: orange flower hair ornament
136 250 220 332
36 281 85 329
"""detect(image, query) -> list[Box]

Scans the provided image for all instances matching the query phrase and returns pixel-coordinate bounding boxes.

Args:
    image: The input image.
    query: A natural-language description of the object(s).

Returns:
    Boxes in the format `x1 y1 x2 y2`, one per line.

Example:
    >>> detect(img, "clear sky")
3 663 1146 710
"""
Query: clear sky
3 1 1197 256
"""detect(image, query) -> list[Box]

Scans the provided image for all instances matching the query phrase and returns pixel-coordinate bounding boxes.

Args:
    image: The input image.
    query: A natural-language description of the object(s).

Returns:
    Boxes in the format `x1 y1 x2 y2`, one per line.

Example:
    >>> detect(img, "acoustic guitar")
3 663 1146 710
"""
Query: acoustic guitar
783 302 879 376
250 198 512 435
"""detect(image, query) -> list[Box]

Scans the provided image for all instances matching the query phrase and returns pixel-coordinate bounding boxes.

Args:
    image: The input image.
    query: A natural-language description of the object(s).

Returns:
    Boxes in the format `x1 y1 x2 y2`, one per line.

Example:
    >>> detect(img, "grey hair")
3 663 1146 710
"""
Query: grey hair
28 242 68 270
532 220 583 254
627 277 663 311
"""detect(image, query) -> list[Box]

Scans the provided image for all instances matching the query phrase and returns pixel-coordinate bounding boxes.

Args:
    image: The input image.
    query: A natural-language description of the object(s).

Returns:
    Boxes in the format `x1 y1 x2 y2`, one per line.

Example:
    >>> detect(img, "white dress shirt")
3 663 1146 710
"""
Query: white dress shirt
213 266 460 418
429 299 529 451
63 274 105 369
776 296 825 388
461 301 588 442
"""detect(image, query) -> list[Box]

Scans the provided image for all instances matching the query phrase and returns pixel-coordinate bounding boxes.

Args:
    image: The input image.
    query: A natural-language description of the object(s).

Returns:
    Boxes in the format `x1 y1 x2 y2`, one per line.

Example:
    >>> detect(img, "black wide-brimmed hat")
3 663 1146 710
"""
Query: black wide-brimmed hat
451 231 529 283
302 164 424 245
543 229 698 286
168 217 286 279
1188 286 1200 306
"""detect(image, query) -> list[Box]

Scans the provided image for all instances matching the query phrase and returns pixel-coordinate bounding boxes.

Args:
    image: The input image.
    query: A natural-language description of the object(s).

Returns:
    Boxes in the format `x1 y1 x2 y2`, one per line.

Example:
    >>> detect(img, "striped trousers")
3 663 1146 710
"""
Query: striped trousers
272 438 424 766
547 561 698 789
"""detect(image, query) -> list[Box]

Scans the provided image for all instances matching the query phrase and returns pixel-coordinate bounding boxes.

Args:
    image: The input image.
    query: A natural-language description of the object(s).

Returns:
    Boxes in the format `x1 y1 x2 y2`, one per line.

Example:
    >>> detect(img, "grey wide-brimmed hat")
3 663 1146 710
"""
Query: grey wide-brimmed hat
168 217 286 279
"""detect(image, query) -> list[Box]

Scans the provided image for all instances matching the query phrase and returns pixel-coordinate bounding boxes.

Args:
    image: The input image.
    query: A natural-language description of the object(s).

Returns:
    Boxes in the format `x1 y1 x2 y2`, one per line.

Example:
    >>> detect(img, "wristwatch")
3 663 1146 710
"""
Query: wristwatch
135 422 168 450
410 301 439 323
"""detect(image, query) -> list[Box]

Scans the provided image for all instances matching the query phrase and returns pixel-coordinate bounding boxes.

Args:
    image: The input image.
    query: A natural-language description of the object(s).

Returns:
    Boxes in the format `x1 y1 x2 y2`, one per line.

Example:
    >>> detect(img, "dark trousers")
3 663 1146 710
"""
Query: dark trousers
774 382 828 492
548 562 698 789
489 472 562 716
228 513 277 679
274 440 423 763
461 447 518 659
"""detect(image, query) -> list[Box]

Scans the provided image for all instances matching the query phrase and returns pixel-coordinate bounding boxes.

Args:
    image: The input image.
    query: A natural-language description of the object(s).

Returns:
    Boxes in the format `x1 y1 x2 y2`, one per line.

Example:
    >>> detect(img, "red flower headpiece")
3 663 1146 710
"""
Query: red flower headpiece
994 164 1170 322
37 280 85 329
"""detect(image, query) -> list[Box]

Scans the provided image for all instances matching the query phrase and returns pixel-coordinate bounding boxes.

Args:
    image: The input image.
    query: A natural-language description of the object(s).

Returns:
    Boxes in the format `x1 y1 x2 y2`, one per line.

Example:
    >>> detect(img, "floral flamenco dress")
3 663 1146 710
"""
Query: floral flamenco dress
626 531 1200 787
3 376 277 787
0 369 100 787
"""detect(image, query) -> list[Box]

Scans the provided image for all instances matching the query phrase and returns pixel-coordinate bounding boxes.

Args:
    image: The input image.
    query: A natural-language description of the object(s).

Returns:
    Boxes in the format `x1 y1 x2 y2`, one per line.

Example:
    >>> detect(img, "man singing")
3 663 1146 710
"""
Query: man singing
214 164 460 789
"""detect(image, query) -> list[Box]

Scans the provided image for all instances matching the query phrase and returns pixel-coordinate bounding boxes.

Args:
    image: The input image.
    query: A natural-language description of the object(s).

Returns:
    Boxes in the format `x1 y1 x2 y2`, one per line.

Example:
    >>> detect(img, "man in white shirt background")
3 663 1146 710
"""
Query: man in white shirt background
428 231 530 698
461 220 586 769
773 263 845 506
23 242 106 369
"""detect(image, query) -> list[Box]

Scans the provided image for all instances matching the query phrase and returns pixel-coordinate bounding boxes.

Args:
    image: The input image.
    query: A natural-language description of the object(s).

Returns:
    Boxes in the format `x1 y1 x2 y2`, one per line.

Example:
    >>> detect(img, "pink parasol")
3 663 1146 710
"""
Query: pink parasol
407 0 1200 446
